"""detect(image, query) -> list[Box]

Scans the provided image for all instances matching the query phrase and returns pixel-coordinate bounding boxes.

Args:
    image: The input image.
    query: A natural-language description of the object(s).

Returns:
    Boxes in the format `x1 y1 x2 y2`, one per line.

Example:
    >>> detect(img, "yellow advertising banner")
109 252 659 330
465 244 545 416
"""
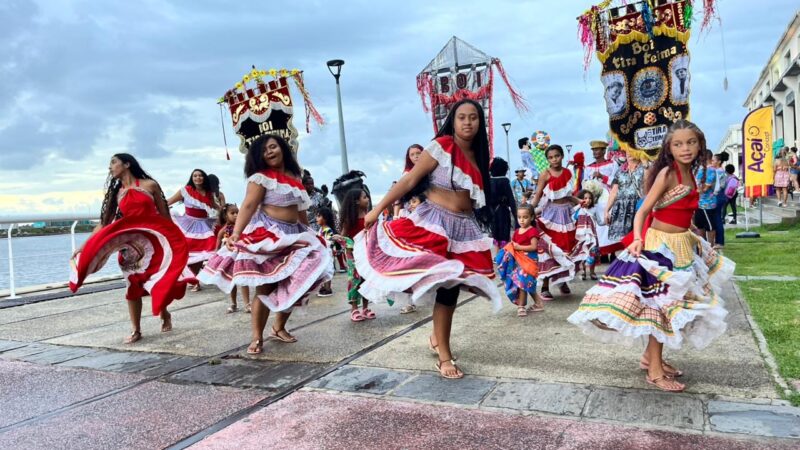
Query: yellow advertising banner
742 106 774 198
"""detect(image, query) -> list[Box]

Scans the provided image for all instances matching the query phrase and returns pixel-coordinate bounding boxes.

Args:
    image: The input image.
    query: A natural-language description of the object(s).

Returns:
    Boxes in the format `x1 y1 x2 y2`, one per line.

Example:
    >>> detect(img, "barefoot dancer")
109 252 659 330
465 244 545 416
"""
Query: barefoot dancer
355 99 500 379
198 135 333 355
167 168 218 290
568 120 733 393
70 154 189 344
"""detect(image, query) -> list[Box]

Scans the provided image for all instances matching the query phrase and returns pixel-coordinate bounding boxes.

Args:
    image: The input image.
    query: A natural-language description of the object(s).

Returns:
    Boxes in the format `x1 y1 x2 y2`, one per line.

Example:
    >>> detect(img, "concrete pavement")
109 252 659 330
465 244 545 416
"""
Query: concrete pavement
0 270 798 448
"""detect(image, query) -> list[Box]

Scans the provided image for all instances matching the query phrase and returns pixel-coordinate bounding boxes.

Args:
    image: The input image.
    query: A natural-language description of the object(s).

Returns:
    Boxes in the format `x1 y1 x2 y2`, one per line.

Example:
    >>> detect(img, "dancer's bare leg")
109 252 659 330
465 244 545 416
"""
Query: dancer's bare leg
249 284 274 353
125 298 143 343
160 308 172 332
433 302 461 377
645 336 684 391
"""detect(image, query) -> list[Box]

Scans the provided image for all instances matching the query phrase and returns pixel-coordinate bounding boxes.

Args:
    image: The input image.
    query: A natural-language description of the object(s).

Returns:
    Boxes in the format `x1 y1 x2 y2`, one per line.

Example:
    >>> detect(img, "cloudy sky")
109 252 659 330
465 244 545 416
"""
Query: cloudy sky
1 0 797 216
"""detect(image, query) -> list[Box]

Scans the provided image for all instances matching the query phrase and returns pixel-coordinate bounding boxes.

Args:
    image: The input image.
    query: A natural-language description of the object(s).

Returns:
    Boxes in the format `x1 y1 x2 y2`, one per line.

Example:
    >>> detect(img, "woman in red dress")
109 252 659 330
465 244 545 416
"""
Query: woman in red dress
70 154 190 344
167 169 219 290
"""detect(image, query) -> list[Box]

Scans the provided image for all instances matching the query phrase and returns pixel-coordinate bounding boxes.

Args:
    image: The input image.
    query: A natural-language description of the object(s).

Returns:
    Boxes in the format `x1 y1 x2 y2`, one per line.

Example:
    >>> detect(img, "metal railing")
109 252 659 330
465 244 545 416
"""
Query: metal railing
1 213 99 299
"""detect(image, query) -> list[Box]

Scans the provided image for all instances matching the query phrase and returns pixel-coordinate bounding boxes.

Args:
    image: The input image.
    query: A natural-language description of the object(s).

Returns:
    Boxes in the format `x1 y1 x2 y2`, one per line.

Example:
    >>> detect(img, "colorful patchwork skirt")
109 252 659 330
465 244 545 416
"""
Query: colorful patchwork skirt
172 212 217 264
198 211 333 312
567 228 734 349
495 243 538 304
537 202 577 284
353 200 501 311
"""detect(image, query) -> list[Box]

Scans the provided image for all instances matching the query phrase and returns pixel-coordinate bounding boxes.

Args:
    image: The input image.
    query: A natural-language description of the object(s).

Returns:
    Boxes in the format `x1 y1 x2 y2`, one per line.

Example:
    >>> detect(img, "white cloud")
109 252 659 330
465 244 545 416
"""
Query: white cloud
1 0 798 216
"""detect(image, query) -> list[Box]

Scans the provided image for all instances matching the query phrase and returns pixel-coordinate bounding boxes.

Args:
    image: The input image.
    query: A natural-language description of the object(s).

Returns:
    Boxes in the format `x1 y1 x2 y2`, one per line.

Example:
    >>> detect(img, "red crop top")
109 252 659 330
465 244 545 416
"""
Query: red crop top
651 165 698 228
512 227 540 245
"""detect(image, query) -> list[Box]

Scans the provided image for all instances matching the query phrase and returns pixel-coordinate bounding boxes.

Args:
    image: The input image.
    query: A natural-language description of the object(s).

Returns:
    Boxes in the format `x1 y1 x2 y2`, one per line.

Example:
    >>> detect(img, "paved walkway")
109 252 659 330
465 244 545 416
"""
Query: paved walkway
0 273 798 448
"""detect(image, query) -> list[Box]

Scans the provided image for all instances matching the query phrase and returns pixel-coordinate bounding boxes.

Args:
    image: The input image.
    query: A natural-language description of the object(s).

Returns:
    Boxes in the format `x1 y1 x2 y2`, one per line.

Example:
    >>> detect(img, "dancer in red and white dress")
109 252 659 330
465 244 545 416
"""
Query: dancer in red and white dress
70 154 190 344
355 99 499 379
584 140 621 255
530 145 581 300
199 135 333 355
167 169 218 289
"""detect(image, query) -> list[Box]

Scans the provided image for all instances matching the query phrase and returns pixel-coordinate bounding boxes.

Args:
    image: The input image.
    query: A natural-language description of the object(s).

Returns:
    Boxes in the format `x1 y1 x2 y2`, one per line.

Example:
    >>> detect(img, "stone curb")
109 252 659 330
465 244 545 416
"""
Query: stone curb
306 364 800 440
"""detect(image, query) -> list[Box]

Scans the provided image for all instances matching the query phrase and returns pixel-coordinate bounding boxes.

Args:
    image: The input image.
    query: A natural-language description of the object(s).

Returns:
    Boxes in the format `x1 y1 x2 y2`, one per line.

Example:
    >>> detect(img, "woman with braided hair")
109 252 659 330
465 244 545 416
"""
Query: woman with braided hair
70 154 190 344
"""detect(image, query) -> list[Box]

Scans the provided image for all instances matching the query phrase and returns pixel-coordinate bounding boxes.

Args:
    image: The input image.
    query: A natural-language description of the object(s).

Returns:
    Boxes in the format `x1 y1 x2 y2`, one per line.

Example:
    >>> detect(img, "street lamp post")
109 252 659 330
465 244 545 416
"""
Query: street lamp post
501 123 511 165
565 144 573 158
327 59 349 174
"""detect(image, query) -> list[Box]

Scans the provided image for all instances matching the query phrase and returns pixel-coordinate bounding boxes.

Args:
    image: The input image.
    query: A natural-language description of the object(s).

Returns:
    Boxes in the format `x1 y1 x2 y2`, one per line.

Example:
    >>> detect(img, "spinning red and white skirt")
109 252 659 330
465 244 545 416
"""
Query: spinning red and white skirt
173 186 217 264
354 201 501 311
198 211 333 312
69 215 191 315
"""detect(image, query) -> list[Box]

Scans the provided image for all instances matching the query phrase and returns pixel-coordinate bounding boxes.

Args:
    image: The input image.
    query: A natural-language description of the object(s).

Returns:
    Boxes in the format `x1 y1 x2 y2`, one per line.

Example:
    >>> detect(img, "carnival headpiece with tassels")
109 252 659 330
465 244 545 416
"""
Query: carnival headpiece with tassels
416 36 529 159
218 66 324 160
576 0 719 161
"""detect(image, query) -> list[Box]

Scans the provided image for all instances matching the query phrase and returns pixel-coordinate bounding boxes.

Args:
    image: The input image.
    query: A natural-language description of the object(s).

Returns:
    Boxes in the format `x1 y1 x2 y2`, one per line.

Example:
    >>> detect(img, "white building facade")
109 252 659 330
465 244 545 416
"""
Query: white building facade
743 11 800 150
716 124 742 176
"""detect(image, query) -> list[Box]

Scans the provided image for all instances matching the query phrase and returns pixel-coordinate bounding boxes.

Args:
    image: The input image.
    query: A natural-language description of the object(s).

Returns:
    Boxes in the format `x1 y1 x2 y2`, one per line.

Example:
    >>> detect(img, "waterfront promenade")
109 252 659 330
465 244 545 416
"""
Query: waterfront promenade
0 274 798 449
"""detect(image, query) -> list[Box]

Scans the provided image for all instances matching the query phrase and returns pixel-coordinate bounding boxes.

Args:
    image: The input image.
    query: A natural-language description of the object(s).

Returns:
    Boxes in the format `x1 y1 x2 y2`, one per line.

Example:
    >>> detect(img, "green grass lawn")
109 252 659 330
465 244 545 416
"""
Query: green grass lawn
724 224 800 277
725 224 800 405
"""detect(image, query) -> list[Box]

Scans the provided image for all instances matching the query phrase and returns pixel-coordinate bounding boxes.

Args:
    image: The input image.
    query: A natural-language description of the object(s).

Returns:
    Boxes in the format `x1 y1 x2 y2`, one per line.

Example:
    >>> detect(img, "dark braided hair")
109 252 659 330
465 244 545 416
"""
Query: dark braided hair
645 120 707 191
99 153 159 225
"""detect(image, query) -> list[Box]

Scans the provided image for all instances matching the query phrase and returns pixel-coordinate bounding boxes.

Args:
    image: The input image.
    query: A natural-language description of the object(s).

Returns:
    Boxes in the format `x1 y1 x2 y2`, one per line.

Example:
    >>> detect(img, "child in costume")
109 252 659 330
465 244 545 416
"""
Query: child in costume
215 203 251 314
573 189 602 281
354 99 499 379
530 145 580 300
315 207 339 297
336 188 375 322
495 204 543 317
70 153 189 344
198 135 333 355
568 120 733 393
167 168 219 290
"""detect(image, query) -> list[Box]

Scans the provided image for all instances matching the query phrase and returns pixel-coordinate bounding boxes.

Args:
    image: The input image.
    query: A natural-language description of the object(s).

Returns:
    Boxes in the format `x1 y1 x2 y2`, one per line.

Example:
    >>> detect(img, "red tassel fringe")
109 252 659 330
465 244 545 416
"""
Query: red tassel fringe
416 73 432 113
291 73 325 133
492 59 529 113
700 0 717 33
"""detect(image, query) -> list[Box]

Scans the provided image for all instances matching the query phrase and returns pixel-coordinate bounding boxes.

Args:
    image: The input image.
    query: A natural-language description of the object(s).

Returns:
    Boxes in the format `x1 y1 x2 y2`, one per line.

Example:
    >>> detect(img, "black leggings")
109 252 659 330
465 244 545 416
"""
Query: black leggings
726 192 738 221
435 286 460 307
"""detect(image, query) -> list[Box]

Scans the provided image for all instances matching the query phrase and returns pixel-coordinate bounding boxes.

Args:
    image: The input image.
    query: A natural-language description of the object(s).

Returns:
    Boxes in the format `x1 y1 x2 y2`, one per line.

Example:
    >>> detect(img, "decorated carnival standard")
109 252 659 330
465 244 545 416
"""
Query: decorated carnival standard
578 0 717 160
416 36 528 157
218 67 324 158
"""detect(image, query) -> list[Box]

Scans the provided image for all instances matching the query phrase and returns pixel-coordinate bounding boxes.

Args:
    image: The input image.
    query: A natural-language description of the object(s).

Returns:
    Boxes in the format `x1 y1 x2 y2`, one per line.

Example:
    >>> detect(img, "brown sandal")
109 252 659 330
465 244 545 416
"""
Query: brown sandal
435 359 464 379
646 375 685 392
124 331 142 344
640 358 684 377
269 327 297 343
247 339 263 355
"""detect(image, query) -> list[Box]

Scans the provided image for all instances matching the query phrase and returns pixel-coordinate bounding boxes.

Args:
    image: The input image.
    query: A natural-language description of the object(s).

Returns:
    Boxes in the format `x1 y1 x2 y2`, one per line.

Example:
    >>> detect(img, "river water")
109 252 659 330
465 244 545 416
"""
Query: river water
0 233 121 291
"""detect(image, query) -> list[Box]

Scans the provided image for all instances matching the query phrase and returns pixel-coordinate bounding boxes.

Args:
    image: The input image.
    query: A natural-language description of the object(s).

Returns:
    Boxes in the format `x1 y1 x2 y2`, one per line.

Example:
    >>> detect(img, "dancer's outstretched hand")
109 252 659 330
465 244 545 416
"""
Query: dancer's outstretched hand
626 239 642 258
364 209 380 229
226 232 240 251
